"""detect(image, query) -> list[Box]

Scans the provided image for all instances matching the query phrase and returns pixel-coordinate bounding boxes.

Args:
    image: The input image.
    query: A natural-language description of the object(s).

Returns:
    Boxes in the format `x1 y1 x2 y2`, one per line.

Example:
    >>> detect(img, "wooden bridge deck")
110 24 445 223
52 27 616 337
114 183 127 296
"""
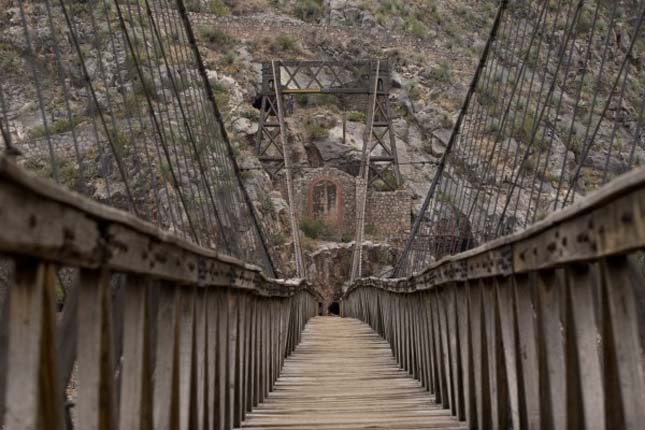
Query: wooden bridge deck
240 316 467 430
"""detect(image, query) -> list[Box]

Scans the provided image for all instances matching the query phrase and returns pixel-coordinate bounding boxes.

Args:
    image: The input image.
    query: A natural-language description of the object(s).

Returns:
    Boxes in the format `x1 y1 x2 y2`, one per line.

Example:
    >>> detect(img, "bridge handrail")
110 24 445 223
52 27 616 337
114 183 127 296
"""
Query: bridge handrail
0 155 321 430
346 164 645 295
0 155 318 299
344 165 645 429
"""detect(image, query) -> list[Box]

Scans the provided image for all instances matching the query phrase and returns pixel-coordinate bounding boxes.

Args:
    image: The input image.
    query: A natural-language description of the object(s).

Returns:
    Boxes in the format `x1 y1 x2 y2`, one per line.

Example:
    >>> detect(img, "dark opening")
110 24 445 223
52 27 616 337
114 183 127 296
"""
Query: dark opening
328 302 340 316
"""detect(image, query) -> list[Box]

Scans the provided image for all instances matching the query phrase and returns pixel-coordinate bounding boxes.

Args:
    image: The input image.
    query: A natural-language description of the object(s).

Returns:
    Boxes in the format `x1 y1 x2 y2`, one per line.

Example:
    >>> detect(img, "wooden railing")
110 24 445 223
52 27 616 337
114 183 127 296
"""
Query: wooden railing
0 155 320 430
343 166 645 429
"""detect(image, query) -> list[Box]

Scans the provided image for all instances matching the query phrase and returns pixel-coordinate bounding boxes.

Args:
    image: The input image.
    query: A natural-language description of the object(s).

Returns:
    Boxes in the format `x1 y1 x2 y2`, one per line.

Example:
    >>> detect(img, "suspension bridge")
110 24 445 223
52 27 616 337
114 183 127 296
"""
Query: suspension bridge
0 0 644 429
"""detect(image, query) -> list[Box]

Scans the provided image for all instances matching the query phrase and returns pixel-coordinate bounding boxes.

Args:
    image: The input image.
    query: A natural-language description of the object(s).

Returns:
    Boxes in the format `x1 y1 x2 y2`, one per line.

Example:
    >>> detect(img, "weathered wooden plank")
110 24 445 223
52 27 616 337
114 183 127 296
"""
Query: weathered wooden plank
235 293 247 426
496 276 521 430
118 276 152 430
514 274 541 429
564 263 604 430
536 270 568 430
226 289 239 429
152 283 180 430
57 270 79 397
468 281 490 430
77 269 116 430
482 278 508 429
600 255 645 429
194 289 208 430
2 262 66 430
456 284 476 426
206 289 219 430
437 288 454 413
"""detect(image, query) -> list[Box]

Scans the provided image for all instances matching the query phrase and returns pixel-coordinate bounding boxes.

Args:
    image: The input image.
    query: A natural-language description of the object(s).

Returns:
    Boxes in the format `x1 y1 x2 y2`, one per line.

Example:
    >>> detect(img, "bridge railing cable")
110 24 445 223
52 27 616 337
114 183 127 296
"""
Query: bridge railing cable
0 155 320 429
0 0 275 275
393 0 645 277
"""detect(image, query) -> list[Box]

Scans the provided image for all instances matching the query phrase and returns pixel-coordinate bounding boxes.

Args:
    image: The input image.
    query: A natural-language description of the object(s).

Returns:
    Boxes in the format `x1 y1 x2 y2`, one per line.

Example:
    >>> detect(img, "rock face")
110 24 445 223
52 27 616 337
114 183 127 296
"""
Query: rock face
305 241 397 312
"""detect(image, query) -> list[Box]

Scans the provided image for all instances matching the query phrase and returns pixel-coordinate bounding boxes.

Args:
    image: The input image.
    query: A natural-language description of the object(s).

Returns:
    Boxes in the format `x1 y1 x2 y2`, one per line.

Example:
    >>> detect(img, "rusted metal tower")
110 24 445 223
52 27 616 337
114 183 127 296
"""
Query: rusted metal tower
255 60 401 190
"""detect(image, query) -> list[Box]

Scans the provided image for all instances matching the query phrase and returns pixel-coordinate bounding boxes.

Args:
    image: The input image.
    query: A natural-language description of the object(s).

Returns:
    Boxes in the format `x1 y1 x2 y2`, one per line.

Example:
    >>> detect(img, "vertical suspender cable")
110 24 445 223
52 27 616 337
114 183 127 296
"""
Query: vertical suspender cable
351 60 380 282
271 61 306 279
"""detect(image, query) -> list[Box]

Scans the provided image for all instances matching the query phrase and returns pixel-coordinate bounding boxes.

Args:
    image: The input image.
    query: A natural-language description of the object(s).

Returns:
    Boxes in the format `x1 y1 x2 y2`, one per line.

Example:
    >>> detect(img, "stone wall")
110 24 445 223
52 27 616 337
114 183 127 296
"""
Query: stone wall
366 190 411 240
289 167 411 241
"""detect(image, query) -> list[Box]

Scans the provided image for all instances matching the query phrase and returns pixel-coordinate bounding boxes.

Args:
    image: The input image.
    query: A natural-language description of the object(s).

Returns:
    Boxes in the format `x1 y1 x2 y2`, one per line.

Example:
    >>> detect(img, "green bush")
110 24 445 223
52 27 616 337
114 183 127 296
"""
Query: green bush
259 192 274 213
347 111 366 122
300 218 329 239
208 0 229 15
405 17 430 39
272 34 299 53
198 26 234 46
210 81 229 107
295 0 323 22
29 115 84 139
430 60 452 84
304 119 329 140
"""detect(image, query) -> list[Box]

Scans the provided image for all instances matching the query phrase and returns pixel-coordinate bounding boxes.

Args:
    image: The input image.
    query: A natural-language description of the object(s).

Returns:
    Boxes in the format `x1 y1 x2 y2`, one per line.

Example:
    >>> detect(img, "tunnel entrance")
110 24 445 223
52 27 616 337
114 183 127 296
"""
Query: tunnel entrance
328 302 340 316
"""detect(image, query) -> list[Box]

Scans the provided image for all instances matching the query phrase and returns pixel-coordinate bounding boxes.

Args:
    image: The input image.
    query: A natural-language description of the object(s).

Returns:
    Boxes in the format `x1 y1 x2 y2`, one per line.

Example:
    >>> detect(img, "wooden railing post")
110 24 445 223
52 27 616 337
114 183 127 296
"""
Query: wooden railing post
4 260 63 430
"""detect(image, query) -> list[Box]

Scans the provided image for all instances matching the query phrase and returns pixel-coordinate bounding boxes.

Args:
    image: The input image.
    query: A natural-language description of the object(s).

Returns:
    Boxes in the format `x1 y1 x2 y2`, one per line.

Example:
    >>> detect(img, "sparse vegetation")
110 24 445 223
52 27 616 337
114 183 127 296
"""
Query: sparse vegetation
271 34 299 53
29 115 84 139
295 0 323 22
430 60 452 84
198 26 234 47
304 120 329 140
208 0 229 15
347 111 366 122
259 192 274 213
300 218 330 240
210 81 230 107
0 43 21 72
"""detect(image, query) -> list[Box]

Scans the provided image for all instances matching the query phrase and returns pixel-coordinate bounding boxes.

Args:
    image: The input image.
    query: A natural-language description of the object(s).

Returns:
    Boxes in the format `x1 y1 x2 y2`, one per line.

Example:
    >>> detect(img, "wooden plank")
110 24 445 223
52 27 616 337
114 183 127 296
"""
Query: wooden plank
152 283 180 430
600 255 645 429
226 289 239 429
177 288 197 430
246 297 257 412
194 289 208 430
3 262 64 430
437 288 454 413
236 293 247 426
536 270 567 429
468 281 490 429
564 263 605 429
216 288 228 430
496 276 521 430
456 284 476 426
206 289 218 430
0 264 9 427
482 278 508 429
118 276 152 430
57 270 79 395
77 269 116 430
514 274 541 429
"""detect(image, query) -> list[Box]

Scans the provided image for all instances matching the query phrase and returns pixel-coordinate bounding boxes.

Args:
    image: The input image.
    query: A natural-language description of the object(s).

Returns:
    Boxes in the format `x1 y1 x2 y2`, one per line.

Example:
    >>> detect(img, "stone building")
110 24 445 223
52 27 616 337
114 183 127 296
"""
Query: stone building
292 167 412 241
